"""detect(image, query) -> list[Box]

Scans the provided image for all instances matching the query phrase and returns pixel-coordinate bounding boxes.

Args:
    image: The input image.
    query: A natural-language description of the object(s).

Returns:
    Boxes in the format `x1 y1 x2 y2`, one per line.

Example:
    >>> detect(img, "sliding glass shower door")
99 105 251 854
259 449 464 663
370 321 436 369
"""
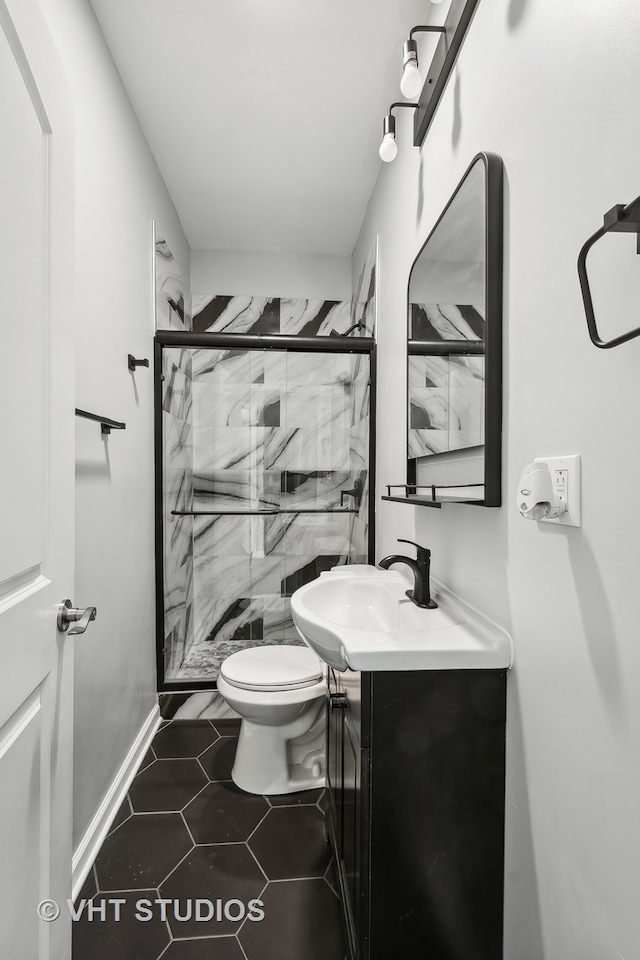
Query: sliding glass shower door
157 337 373 688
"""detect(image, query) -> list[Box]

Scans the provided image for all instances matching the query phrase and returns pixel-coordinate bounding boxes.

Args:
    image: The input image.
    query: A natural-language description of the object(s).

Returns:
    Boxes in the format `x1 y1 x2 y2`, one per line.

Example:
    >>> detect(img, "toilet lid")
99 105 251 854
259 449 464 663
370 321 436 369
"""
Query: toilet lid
220 646 323 692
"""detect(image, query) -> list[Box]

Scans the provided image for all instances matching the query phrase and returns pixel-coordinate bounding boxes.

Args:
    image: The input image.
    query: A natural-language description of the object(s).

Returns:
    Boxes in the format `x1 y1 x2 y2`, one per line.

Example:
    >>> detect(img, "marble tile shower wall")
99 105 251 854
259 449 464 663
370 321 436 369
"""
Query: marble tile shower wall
190 295 359 337
162 348 194 678
162 244 376 683
171 347 370 682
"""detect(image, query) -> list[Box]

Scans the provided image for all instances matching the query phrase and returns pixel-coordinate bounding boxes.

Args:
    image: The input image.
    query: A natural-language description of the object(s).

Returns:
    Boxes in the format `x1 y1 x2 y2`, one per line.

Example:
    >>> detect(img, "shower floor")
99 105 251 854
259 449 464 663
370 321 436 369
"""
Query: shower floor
72 714 346 960
172 634 304 683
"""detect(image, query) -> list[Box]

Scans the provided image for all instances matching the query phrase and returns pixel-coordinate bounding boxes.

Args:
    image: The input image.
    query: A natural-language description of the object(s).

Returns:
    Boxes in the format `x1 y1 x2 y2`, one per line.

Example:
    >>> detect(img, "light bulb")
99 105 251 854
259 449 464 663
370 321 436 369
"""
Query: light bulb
400 61 423 99
378 133 398 163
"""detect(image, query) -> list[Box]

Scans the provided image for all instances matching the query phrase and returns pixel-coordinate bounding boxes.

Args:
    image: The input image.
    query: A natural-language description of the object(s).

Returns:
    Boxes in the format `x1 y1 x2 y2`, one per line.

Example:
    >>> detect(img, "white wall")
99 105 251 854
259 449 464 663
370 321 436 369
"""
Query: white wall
43 0 189 849
354 1 640 956
191 248 351 300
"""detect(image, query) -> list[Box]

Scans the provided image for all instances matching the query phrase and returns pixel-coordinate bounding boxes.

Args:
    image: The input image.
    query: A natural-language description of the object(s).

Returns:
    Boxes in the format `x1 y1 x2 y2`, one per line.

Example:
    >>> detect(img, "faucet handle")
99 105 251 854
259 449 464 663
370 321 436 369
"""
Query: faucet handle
397 538 431 562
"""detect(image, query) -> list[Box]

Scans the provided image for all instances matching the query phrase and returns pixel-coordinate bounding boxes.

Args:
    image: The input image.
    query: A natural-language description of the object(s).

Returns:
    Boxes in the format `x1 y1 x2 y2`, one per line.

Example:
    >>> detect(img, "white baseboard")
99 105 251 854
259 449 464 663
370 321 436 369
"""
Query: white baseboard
71 702 161 900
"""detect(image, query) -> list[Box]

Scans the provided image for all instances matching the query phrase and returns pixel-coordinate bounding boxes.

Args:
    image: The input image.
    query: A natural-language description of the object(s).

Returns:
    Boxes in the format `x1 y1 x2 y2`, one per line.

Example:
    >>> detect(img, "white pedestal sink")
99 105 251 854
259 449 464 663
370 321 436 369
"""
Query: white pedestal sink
291 564 512 671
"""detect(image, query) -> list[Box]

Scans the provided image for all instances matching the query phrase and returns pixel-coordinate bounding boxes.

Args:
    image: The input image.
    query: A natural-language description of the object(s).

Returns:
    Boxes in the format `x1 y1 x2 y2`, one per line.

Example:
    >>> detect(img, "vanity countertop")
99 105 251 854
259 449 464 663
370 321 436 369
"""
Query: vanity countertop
291 564 513 672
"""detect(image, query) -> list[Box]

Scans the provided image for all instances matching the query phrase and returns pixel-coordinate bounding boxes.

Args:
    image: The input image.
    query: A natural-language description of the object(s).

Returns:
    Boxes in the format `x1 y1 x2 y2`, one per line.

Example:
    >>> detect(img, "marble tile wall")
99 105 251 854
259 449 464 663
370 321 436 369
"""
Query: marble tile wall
189 240 376 340
154 225 191 332
171 348 370 682
408 302 485 458
191 295 353 337
161 240 376 683
162 348 194 679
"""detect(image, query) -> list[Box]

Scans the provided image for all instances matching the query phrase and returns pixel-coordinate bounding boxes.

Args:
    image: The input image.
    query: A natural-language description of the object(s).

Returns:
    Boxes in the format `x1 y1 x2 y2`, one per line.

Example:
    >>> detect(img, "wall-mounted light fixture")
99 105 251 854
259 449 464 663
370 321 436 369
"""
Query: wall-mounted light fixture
382 0 480 153
378 102 418 163
400 25 446 100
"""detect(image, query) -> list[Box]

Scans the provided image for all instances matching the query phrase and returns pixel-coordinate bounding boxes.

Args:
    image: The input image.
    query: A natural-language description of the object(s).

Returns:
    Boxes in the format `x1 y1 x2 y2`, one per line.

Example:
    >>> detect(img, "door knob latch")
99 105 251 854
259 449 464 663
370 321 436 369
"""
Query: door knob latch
57 599 97 635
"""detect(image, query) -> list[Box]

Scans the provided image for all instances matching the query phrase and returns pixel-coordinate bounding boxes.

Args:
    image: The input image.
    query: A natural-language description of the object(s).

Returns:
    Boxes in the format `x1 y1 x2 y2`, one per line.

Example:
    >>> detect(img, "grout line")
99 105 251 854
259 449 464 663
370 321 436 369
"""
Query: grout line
262 874 332 884
87 884 163 896
236 934 251 959
171 932 245 942
245 805 271 844
194 755 210 781
179 778 210 812
156 940 172 960
179 808 198 848
234 879 269 940
156 839 197 889
244 841 269 883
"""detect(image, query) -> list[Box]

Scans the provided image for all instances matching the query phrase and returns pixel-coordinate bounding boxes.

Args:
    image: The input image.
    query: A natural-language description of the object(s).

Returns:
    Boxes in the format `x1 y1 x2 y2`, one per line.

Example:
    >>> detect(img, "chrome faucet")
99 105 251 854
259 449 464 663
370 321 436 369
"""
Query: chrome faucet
378 539 437 609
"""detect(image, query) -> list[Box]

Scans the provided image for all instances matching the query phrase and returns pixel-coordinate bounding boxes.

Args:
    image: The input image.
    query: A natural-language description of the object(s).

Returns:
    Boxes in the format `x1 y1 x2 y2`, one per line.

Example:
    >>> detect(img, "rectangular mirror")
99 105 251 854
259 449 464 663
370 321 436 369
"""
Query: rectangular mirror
402 152 503 506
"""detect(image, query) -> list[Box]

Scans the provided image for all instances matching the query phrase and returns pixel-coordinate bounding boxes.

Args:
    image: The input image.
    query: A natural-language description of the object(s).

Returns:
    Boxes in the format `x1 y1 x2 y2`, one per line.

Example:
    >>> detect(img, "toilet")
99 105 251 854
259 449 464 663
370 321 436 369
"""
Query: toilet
216 645 327 795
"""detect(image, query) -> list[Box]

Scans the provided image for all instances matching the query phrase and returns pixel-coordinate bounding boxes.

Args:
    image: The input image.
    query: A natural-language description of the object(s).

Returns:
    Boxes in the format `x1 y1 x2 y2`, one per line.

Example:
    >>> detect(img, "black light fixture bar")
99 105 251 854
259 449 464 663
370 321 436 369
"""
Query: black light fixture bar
413 0 481 147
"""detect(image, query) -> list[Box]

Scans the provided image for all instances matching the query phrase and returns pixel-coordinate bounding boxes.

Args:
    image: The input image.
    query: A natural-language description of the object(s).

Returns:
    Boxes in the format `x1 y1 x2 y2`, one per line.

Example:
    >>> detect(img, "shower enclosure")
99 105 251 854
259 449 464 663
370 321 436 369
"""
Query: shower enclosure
155 332 375 690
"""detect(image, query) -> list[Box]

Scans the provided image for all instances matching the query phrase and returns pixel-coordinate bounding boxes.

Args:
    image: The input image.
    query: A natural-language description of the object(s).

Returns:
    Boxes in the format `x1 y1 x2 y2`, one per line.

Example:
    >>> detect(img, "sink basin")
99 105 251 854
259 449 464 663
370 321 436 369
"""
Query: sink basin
290 565 512 672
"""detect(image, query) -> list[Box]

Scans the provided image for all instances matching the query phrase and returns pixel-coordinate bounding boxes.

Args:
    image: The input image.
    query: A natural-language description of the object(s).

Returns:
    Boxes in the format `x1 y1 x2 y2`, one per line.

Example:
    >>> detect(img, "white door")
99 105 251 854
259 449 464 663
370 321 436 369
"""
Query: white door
0 0 76 958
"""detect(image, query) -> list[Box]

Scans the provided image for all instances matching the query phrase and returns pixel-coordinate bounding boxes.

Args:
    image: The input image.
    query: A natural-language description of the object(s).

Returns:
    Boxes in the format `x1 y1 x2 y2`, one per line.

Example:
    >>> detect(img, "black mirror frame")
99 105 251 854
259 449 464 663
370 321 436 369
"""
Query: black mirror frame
405 152 504 507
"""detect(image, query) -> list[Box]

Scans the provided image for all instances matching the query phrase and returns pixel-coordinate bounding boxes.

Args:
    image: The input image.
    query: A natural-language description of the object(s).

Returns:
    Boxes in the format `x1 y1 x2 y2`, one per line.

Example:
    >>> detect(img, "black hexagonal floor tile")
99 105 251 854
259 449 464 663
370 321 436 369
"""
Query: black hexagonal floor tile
72 889 170 960
107 795 132 837
153 720 220 759
159 844 266 938
139 746 156 772
198 737 238 781
248 805 331 880
324 858 341 899
129 759 208 812
183 781 268 843
161 936 245 959
211 718 242 737
239 879 345 960
95 813 193 891
267 787 325 806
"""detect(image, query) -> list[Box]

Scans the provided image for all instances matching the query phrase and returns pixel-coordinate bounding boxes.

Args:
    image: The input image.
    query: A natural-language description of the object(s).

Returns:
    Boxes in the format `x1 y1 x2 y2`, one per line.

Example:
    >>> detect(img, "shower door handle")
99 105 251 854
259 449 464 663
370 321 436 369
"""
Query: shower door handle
57 599 97 635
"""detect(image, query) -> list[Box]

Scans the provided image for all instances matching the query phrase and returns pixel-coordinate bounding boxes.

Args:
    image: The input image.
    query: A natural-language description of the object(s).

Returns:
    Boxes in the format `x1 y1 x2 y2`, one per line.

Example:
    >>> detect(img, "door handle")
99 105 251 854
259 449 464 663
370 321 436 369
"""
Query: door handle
57 599 97 635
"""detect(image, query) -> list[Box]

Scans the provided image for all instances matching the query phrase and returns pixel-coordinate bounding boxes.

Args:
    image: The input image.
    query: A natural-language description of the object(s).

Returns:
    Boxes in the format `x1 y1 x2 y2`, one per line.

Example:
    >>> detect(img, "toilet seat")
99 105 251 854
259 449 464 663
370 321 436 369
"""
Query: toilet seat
220 645 323 692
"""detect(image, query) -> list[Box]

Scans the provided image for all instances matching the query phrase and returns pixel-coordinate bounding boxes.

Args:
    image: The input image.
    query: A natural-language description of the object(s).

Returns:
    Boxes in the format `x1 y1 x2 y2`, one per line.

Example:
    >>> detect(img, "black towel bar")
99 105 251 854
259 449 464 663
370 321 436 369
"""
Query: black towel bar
75 408 126 435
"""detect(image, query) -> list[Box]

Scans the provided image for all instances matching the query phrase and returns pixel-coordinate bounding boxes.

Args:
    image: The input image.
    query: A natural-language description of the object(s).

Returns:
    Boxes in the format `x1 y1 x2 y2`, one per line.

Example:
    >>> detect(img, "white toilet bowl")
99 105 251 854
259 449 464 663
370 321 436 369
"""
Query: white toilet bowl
217 645 327 796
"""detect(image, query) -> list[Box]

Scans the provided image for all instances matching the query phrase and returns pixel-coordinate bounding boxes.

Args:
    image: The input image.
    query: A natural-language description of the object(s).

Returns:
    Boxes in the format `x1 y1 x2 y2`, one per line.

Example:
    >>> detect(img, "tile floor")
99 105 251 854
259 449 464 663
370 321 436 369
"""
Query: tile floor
73 716 346 960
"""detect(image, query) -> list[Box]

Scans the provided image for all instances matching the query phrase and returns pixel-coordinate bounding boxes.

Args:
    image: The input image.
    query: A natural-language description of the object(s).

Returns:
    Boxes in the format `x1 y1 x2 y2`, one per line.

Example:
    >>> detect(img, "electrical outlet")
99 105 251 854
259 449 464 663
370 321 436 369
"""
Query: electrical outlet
533 455 581 526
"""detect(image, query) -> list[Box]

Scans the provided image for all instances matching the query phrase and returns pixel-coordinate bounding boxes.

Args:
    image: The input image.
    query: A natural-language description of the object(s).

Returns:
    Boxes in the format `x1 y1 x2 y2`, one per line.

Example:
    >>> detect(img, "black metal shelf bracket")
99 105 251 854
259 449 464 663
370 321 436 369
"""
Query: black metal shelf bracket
578 196 640 349
75 408 126 435
383 481 486 508
128 354 150 370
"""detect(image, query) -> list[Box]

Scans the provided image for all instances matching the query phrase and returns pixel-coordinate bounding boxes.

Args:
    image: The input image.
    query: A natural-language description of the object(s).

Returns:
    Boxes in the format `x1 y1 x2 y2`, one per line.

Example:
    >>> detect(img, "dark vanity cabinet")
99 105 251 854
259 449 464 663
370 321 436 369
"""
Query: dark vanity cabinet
326 666 507 960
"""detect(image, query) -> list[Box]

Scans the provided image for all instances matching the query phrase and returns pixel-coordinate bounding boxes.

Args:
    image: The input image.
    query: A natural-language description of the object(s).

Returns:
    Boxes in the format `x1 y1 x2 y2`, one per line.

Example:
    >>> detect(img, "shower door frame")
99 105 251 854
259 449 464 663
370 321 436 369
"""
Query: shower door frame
154 331 377 692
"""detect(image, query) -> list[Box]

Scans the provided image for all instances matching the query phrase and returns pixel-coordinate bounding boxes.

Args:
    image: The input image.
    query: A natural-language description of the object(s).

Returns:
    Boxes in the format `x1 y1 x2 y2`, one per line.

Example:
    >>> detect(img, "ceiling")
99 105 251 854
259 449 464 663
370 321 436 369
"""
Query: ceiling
88 0 431 256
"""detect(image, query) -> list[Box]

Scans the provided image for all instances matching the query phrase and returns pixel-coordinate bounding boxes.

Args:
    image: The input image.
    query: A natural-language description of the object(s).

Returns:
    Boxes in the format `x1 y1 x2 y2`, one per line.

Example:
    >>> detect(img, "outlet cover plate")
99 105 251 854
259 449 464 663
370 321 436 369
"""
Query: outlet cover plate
533 455 581 526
